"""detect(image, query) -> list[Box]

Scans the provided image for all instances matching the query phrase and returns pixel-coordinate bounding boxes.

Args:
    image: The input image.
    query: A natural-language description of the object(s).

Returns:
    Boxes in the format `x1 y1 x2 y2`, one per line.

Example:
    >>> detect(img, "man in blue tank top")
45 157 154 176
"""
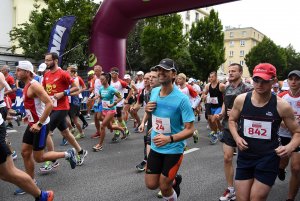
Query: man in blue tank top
144 58 195 201
229 63 300 201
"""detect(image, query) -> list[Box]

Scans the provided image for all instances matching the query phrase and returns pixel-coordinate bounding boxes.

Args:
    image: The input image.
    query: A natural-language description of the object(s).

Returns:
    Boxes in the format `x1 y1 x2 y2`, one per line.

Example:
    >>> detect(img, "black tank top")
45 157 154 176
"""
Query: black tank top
238 92 282 156
208 82 223 108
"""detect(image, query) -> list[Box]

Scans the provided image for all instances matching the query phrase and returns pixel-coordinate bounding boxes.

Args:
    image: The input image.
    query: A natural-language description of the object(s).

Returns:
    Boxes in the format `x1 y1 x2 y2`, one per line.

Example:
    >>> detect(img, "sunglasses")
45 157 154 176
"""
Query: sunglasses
253 77 274 84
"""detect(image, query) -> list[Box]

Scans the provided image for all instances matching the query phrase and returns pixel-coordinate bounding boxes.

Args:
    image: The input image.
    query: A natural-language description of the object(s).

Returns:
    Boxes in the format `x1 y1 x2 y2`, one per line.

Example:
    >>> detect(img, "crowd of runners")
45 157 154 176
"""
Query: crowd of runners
0 53 299 201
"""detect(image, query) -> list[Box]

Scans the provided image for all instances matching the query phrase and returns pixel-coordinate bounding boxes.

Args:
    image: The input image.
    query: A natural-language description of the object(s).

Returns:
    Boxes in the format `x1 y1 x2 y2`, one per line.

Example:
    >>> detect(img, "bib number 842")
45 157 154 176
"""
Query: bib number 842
248 128 266 136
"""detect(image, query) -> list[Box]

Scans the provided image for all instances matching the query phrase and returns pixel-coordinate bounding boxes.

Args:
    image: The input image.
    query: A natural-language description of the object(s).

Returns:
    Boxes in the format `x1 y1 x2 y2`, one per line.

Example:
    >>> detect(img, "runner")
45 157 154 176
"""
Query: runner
92 72 125 151
86 70 95 120
228 63 300 201
40 52 87 172
123 74 137 122
132 71 145 131
110 67 130 141
277 70 300 201
218 63 252 201
13 61 77 195
145 58 195 200
203 71 226 144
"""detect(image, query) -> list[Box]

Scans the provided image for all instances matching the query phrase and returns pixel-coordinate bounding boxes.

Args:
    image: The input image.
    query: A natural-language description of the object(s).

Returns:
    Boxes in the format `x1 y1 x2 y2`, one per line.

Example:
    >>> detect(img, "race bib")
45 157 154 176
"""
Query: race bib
25 109 34 122
208 97 218 104
152 115 171 134
50 96 57 107
102 100 110 109
123 88 128 94
244 119 272 140
68 96 71 103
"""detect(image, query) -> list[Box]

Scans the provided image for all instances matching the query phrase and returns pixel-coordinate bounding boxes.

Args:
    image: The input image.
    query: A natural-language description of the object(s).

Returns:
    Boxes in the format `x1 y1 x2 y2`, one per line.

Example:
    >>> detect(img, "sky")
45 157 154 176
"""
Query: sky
214 0 300 52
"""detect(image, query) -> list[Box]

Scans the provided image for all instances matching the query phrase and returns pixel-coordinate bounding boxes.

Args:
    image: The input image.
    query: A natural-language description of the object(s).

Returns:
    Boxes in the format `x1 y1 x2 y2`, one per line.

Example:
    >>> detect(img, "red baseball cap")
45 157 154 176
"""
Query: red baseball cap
253 63 276 80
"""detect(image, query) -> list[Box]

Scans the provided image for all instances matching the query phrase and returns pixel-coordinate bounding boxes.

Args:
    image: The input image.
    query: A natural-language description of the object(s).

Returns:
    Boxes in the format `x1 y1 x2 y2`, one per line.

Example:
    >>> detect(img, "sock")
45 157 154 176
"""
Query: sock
78 149 83 155
121 120 127 129
64 151 70 159
228 186 235 193
35 192 42 201
163 190 177 201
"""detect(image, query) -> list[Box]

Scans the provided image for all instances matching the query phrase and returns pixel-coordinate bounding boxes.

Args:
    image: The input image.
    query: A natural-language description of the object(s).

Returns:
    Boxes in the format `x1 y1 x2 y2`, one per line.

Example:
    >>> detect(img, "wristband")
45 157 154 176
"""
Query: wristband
64 89 70 96
170 135 174 143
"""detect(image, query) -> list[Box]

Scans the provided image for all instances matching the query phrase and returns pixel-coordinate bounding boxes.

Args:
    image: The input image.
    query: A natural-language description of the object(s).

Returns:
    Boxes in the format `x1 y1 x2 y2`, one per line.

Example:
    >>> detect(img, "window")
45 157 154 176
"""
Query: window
240 50 244 57
240 40 245 47
186 11 190 20
230 32 234 38
229 51 234 57
240 60 244 66
229 41 234 47
195 12 199 21
242 31 246 37
254 32 256 37
254 41 257 46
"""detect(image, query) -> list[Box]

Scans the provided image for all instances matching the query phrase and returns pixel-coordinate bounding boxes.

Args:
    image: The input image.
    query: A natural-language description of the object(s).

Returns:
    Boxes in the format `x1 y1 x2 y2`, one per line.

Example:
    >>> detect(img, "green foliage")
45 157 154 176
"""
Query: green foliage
141 14 189 71
9 0 98 69
126 20 146 72
244 37 287 80
189 9 225 80
282 45 300 78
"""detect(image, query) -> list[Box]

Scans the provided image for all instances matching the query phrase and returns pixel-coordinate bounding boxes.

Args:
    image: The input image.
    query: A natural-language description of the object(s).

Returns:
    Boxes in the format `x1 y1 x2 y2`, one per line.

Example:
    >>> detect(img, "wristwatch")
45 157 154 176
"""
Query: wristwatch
37 121 43 127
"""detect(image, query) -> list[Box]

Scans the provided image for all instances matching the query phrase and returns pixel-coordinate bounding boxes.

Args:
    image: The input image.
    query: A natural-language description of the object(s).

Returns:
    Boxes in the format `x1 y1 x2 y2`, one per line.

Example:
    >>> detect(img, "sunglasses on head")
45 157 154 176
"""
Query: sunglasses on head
253 77 274 84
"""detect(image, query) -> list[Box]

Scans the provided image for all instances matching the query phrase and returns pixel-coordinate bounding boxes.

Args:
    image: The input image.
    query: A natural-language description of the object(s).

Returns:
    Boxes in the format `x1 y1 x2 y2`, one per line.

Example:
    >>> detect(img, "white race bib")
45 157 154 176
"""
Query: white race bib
25 109 34 122
50 96 57 107
68 96 71 103
152 115 171 134
244 119 272 140
208 97 218 104
102 100 110 109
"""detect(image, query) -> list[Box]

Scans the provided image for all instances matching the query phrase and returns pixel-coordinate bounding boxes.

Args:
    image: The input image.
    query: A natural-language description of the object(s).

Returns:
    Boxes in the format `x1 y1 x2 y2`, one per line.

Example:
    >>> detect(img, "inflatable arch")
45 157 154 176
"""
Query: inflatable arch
89 0 236 76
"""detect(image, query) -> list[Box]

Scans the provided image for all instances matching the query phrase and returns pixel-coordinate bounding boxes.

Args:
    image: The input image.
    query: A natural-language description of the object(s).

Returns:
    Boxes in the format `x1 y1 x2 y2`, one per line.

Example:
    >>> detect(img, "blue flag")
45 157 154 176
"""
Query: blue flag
48 16 76 65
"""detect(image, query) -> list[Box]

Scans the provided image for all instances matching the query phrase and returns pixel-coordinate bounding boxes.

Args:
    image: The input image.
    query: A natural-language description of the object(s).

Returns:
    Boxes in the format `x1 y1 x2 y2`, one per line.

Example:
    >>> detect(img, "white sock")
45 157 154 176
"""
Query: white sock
228 186 235 193
64 151 70 159
163 190 177 201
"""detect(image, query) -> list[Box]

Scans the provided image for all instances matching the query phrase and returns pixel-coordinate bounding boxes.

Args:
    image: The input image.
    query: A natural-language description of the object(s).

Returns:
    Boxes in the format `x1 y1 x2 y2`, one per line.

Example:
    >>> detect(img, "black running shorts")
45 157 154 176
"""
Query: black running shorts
49 110 68 132
23 124 49 151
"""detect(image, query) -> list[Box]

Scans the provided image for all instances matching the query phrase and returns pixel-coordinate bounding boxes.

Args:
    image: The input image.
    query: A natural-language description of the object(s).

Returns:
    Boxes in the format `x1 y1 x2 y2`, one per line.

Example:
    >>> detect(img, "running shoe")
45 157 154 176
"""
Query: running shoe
278 168 286 181
6 123 13 130
136 160 146 172
12 151 17 160
82 122 89 129
209 131 218 145
219 189 236 201
193 130 199 143
173 174 182 198
60 138 68 146
85 114 91 120
91 132 100 139
125 129 130 136
217 130 223 141
112 134 120 142
14 180 38 195
52 160 60 168
77 149 88 165
134 127 139 133
39 161 59 173
66 148 77 169
15 115 21 126
157 190 163 198
93 144 103 152
75 132 85 140
39 190 54 201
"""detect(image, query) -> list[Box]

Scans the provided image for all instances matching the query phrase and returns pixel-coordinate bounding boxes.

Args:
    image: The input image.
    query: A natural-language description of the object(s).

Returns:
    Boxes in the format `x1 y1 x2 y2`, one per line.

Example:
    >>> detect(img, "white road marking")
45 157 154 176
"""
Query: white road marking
183 148 200 155
7 130 18 133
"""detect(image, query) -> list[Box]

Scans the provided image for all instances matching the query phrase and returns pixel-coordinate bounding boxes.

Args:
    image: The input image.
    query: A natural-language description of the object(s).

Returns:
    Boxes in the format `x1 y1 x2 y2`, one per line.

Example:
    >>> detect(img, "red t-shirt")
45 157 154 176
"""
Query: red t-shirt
78 76 86 89
5 75 16 100
43 68 74 110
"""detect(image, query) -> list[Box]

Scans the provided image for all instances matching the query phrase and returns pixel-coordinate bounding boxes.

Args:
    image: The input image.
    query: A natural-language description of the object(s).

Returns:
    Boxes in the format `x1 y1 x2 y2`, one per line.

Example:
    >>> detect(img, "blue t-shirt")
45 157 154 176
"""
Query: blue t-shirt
99 85 117 111
150 86 195 154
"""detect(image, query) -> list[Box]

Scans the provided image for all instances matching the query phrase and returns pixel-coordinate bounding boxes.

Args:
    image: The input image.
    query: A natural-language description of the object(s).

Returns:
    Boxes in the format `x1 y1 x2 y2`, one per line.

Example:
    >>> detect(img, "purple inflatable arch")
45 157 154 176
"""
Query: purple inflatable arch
89 0 236 76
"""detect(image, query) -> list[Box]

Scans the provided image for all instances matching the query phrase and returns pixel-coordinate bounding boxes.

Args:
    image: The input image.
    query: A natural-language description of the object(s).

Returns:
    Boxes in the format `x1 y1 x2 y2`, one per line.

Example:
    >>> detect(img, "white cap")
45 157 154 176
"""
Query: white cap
17 61 34 74
137 71 144 76
281 79 289 90
124 74 131 79
188 78 194 84
38 63 47 72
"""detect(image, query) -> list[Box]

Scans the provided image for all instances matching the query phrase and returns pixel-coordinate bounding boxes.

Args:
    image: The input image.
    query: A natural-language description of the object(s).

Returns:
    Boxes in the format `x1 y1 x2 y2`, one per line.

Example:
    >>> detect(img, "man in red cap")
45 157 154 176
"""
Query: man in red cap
228 63 300 201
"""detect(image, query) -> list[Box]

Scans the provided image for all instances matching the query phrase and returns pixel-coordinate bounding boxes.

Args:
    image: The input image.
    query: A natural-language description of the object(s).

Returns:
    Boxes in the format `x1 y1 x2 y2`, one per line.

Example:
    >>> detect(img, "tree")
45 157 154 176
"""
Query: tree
282 45 300 77
126 20 146 72
141 14 189 71
9 0 99 69
189 9 225 81
244 37 287 80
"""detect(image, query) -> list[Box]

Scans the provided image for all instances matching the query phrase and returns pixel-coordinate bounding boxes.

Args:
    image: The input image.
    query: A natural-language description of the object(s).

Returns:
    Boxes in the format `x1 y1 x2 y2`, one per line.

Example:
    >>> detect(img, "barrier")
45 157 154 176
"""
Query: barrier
12 88 25 115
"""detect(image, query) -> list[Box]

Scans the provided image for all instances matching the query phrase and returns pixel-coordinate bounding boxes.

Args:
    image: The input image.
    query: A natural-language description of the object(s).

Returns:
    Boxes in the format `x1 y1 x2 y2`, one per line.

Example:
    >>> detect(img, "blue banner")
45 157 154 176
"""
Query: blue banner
47 16 76 66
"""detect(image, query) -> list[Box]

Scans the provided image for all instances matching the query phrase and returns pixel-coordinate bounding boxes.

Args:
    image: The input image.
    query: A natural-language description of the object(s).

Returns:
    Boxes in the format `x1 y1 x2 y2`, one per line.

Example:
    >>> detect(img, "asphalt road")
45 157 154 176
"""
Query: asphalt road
0 111 299 201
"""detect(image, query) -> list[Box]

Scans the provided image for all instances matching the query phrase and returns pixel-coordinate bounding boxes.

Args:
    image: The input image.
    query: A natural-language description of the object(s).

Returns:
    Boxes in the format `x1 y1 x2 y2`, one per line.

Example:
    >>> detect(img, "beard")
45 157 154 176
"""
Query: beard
47 62 55 69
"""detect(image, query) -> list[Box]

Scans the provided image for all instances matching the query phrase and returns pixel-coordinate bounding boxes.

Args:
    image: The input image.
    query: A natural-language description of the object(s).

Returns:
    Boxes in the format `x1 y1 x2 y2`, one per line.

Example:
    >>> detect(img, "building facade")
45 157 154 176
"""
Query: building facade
221 27 265 78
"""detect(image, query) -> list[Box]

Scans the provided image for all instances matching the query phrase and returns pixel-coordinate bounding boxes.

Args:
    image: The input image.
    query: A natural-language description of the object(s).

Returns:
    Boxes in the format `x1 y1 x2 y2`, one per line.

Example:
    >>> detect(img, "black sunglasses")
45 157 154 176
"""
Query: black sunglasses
253 77 274 84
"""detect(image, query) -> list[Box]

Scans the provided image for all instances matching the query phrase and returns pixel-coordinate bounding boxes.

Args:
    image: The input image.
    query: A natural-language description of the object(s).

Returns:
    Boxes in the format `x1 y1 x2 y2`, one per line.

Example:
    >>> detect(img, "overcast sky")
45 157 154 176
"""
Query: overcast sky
214 0 300 52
